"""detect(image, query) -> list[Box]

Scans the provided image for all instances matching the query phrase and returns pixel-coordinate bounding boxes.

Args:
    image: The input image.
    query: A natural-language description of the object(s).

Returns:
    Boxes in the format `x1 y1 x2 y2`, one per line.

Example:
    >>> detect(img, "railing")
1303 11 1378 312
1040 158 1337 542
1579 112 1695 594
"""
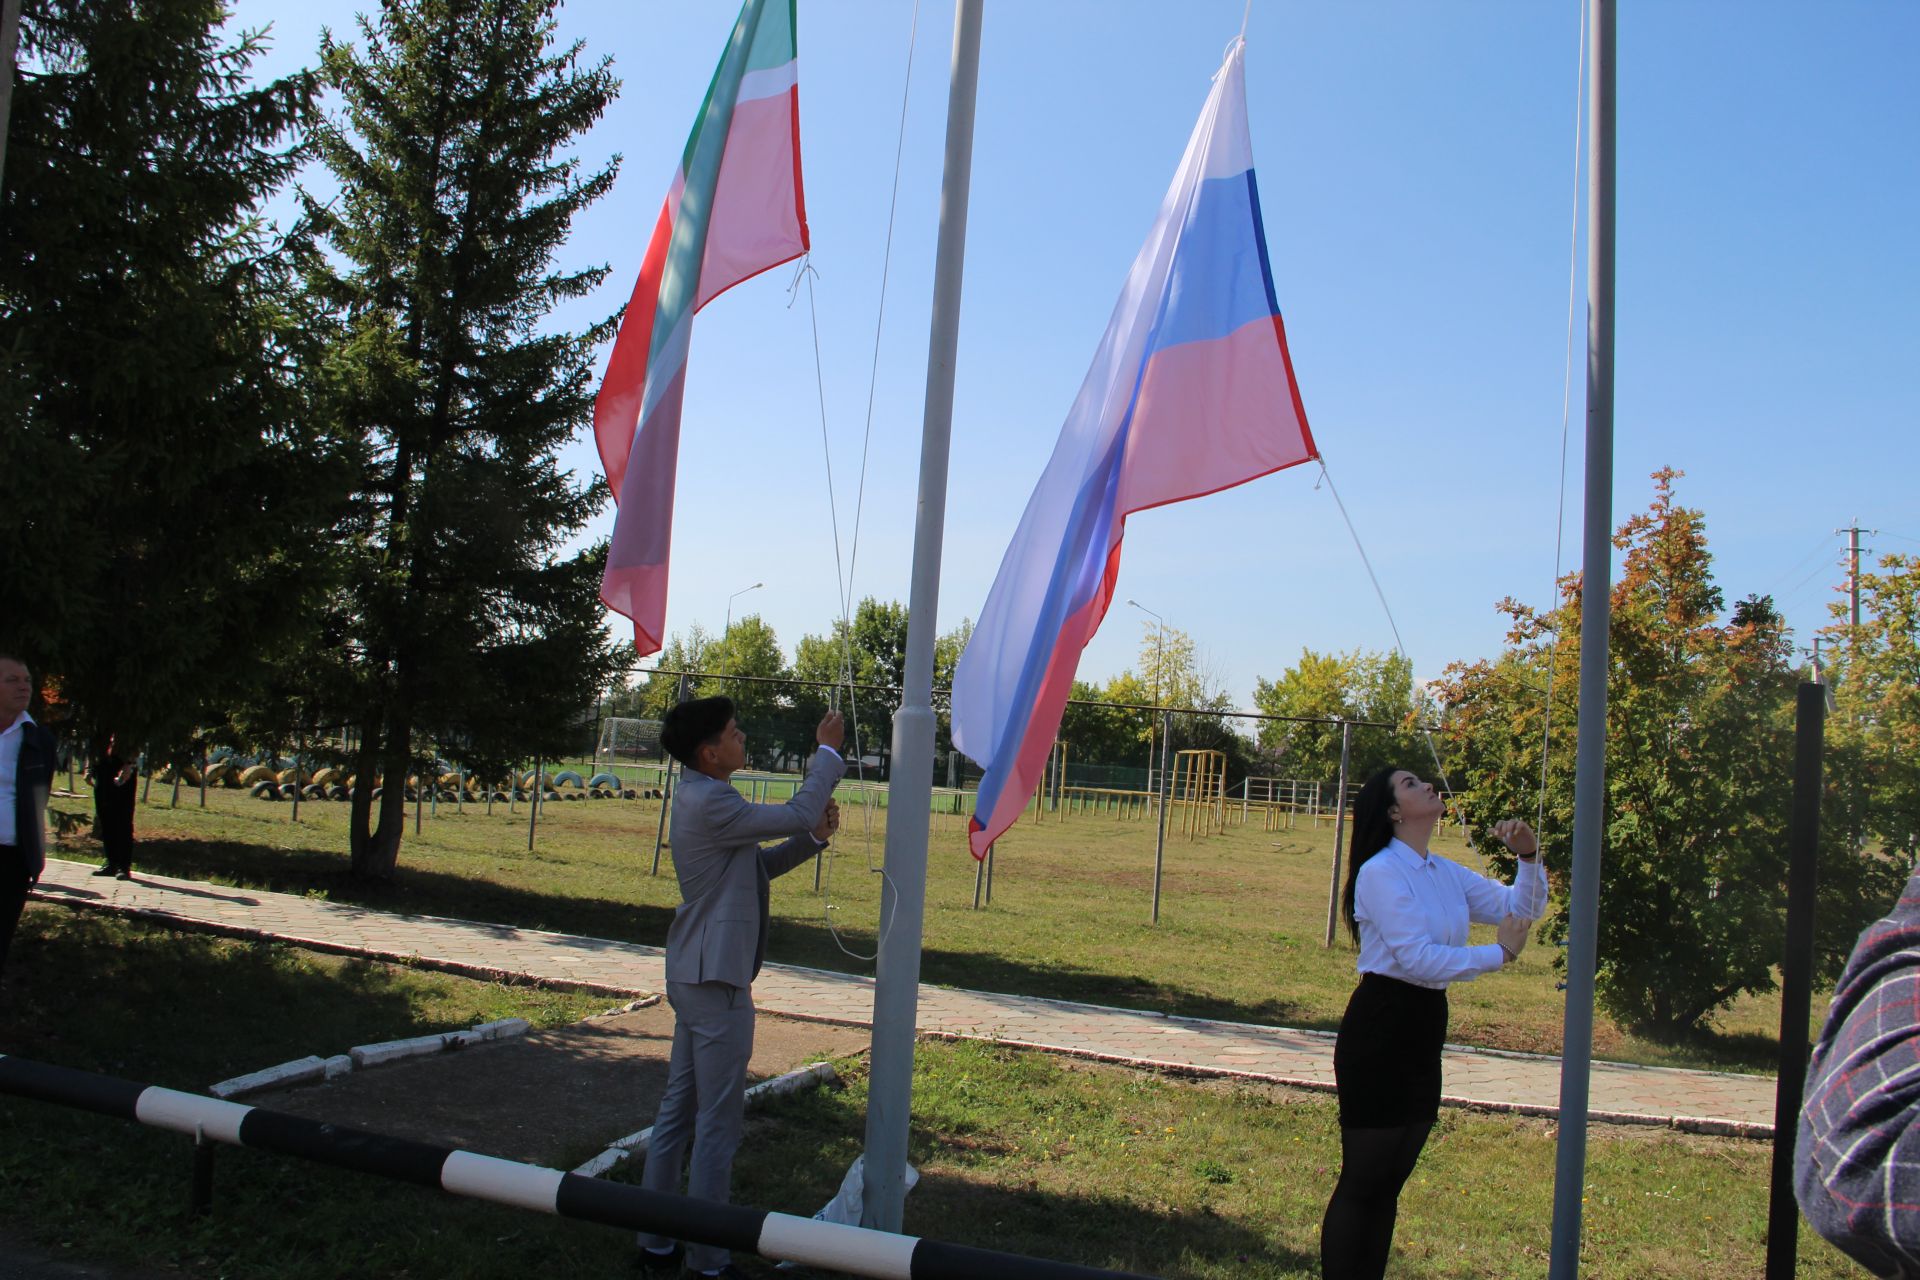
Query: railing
0 1054 1155 1280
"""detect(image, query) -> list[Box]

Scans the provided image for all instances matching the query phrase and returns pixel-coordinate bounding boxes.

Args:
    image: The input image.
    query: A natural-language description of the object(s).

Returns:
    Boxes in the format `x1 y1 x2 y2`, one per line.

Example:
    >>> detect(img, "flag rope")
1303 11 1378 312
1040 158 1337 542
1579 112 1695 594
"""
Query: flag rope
1535 0 1590 836
1316 457 1487 869
1317 0 1586 868
794 0 924 963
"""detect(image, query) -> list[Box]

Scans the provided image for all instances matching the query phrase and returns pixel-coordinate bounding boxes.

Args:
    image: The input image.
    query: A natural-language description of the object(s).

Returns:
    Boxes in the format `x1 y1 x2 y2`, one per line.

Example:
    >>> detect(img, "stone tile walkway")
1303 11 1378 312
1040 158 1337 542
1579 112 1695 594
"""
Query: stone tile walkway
29 858 1780 1138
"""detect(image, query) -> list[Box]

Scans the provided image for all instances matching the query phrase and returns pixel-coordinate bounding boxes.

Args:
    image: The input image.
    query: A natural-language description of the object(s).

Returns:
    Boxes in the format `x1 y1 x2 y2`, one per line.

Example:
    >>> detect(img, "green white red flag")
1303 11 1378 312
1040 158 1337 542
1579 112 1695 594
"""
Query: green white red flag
596 0 808 656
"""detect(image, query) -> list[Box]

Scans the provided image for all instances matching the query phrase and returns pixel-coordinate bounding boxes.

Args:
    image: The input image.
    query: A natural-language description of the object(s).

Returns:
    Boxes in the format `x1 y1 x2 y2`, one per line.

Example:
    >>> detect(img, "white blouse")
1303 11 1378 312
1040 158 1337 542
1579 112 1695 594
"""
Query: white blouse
1353 838 1549 990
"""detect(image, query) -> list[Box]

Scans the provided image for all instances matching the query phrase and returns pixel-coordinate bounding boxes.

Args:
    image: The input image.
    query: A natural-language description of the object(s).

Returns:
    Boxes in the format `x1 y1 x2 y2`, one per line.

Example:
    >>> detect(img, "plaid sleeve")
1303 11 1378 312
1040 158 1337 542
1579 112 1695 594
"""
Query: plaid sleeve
1797 866 1920 1279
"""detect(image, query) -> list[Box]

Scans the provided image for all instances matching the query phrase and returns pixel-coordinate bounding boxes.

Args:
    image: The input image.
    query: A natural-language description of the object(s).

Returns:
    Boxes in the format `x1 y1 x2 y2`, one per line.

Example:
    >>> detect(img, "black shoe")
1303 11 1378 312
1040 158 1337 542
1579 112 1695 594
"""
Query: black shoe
633 1245 681 1275
91 864 116 877
114 870 132 881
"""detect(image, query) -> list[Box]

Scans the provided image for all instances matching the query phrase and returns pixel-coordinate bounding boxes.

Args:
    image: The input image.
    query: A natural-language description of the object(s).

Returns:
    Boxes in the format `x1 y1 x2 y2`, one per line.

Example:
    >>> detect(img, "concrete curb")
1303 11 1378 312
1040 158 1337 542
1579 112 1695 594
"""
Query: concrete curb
573 1061 844 1178
210 1018 535 1099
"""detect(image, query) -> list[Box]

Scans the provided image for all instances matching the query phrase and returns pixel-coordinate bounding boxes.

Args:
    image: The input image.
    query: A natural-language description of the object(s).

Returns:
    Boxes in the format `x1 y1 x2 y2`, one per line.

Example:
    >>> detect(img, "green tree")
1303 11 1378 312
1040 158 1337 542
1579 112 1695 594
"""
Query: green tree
1058 679 1147 773
613 626 715 733
1251 648 1429 786
1823 553 1920 864
1104 621 1252 789
788 598 911 773
703 614 791 767
298 0 622 878
1133 620 1210 711
1436 470 1903 1037
0 0 337 761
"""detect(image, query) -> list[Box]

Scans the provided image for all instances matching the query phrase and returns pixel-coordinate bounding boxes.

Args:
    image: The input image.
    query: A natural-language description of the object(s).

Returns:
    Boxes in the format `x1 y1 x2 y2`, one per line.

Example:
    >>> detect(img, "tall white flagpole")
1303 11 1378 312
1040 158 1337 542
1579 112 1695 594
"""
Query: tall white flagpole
1549 0 1615 1273
860 0 984 1234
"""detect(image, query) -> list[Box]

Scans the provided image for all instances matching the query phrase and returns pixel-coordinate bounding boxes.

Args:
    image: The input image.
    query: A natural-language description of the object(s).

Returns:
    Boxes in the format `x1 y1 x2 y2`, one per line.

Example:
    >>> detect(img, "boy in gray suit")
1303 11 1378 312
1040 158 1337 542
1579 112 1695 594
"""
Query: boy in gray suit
638 696 845 1278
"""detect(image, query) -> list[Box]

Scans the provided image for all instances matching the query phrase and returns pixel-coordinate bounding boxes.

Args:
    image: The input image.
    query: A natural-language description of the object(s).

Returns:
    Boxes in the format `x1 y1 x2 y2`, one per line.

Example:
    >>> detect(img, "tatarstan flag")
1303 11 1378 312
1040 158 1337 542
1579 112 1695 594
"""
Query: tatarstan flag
596 0 808 656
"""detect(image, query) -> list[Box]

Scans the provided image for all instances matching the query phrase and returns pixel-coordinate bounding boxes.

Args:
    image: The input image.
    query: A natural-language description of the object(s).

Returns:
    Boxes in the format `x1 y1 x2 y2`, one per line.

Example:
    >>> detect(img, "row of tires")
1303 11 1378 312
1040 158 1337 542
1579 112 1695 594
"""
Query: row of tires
161 764 649 793
248 782 665 803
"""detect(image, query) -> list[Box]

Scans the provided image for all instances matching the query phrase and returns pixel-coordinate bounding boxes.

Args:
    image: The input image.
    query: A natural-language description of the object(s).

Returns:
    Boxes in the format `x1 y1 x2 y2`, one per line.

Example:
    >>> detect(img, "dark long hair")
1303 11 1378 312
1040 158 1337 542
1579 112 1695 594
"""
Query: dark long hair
1340 766 1406 944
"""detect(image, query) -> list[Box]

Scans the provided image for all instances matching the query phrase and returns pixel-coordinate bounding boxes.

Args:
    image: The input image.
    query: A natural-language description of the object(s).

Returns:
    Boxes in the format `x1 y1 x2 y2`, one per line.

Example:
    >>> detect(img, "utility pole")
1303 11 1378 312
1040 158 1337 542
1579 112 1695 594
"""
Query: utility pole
1127 600 1165 793
1835 525 1874 630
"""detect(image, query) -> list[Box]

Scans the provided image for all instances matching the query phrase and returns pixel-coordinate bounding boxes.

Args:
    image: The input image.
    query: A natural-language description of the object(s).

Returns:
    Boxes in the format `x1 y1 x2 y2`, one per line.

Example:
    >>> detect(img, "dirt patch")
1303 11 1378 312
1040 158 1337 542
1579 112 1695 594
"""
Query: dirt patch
251 1002 870 1168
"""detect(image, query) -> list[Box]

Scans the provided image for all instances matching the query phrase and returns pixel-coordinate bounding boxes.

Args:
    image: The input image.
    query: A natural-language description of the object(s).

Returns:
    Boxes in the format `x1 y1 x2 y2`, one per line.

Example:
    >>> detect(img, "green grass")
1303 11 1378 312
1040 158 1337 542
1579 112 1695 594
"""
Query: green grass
0 915 1855 1278
52 782 1821 1073
0 911 620 1278
692 1038 1857 1278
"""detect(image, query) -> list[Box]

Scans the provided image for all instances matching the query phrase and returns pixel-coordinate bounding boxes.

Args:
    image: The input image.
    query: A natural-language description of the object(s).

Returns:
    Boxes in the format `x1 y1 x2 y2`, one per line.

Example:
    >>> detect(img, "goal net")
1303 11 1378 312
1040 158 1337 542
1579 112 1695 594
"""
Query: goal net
595 717 664 764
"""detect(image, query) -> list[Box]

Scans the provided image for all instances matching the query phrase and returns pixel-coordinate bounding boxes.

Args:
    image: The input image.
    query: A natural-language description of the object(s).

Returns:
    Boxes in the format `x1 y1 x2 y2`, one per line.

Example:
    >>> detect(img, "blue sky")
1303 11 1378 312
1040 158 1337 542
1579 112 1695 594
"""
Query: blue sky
227 0 1919 705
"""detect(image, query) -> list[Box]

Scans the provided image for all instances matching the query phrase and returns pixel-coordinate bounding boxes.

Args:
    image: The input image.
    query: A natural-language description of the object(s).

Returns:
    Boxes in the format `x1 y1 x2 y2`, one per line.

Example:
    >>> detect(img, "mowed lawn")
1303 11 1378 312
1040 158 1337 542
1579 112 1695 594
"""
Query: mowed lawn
49 777 1825 1074
0 912 1859 1279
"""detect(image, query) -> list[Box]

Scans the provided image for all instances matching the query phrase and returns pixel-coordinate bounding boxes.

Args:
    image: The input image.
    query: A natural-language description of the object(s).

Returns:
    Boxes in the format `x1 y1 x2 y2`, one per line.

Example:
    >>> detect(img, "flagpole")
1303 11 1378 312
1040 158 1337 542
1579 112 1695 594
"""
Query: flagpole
1548 0 1614 1273
860 0 983 1235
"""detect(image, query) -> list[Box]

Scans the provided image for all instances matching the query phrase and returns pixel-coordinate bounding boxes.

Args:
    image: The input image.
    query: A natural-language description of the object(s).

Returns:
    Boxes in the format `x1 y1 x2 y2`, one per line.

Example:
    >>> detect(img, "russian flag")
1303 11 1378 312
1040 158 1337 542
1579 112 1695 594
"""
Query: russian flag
597 0 809 657
951 38 1317 859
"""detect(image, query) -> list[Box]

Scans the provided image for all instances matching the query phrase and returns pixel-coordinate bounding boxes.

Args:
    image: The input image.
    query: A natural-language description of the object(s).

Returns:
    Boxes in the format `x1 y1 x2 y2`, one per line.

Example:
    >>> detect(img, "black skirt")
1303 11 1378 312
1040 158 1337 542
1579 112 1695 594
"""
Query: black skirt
1334 972 1449 1128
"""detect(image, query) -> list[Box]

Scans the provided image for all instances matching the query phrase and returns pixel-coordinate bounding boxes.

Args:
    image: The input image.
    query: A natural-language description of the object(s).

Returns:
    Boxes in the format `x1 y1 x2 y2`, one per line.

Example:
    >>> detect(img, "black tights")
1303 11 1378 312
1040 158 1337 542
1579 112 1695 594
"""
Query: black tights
1319 1122 1432 1280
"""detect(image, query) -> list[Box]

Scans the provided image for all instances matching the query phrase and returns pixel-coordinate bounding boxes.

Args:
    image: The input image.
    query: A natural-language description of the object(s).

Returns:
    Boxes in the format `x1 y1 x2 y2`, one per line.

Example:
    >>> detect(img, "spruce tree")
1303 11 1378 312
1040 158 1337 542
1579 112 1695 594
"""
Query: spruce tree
296 0 622 878
0 0 333 757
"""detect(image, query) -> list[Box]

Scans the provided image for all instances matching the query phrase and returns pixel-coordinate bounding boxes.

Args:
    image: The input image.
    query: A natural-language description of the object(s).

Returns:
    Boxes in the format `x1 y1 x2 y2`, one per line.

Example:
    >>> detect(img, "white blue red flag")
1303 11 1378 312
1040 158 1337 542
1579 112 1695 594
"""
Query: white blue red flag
951 38 1317 858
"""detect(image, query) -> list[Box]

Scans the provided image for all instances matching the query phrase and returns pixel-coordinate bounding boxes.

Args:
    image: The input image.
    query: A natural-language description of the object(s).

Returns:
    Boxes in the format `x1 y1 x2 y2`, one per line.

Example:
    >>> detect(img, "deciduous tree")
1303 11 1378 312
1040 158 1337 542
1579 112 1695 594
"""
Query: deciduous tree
1251 648 1430 787
1437 470 1902 1037
1823 553 1920 865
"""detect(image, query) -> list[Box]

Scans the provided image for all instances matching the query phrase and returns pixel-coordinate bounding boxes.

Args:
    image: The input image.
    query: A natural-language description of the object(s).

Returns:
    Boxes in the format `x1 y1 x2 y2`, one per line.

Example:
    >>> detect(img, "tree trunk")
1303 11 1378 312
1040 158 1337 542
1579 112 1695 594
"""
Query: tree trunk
360 748 411 880
352 738 411 881
347 713 386 878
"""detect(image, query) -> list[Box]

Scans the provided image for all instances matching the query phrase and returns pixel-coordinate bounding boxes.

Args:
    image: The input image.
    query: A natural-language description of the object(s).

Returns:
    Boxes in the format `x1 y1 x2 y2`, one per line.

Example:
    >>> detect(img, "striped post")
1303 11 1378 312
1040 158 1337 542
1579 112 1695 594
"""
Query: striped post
0 1055 1156 1280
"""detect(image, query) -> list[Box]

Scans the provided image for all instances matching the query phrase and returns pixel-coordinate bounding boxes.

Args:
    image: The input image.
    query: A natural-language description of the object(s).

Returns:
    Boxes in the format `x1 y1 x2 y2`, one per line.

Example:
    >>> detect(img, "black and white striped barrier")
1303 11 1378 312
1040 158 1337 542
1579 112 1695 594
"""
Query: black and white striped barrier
0 1055 1156 1280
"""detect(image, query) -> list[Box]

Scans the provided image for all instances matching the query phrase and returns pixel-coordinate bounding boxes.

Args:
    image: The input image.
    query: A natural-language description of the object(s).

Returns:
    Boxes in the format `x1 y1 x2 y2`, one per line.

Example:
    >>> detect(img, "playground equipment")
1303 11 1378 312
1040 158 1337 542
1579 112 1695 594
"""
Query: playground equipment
1170 749 1227 840
1058 786 1153 820
1028 741 1068 824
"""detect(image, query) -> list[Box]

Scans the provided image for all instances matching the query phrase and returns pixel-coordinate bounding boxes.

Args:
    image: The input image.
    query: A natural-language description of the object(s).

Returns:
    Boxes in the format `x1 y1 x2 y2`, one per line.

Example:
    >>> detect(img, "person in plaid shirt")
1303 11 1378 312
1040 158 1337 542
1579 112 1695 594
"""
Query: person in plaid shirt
1798 861 1920 1278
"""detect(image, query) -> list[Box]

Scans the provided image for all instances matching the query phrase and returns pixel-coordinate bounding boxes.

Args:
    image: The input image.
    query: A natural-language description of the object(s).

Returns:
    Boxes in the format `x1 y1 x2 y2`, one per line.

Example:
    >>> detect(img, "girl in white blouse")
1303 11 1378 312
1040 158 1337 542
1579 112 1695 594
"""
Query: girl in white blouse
1319 766 1548 1279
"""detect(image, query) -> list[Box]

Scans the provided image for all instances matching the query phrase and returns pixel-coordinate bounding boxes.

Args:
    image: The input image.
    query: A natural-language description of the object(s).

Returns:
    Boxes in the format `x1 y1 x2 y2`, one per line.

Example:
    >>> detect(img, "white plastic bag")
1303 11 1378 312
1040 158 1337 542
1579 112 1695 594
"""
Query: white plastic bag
776 1155 919 1267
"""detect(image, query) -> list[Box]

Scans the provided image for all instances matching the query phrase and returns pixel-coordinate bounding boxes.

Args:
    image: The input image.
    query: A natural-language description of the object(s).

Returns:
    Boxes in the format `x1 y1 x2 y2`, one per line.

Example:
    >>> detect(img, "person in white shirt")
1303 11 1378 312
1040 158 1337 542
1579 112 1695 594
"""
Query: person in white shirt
0 653 58 979
1319 766 1548 1280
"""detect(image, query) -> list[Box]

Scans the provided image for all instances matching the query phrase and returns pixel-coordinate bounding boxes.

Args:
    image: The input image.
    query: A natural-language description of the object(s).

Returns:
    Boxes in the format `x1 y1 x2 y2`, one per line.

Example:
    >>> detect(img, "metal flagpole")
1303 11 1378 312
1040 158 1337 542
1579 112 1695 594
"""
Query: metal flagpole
861 0 982 1234
1151 710 1171 923
1548 0 1615 1273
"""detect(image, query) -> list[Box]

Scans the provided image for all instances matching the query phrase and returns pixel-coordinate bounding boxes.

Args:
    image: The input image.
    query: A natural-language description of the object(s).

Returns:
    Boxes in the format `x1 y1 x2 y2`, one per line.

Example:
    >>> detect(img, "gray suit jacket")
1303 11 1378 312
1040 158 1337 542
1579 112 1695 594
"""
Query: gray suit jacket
662 745 846 988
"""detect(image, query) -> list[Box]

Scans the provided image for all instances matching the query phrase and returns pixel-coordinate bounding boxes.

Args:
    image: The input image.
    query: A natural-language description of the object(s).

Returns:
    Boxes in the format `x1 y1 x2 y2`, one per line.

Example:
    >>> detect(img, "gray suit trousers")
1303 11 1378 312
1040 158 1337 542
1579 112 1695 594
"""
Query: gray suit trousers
638 978 755 1271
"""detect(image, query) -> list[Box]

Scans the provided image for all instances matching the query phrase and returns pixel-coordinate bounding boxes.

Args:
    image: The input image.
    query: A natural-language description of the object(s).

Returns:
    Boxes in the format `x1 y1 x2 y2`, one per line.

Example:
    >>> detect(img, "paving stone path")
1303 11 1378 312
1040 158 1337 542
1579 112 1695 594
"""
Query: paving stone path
30 858 1779 1138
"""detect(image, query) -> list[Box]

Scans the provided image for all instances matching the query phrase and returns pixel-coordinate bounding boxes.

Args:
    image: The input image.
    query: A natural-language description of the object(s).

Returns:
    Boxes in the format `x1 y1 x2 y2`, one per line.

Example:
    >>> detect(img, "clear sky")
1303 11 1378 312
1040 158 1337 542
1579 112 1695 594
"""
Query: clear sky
226 0 1919 706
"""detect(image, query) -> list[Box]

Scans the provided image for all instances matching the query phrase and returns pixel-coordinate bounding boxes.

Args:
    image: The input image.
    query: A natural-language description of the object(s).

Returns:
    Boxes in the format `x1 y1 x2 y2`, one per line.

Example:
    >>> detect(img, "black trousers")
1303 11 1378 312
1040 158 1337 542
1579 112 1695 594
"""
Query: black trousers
0 844 31 975
96 787 135 870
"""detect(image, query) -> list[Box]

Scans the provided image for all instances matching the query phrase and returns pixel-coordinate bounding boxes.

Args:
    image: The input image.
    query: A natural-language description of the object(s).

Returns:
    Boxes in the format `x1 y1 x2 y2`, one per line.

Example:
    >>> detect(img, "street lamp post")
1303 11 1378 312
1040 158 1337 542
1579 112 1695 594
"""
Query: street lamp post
1127 598 1173 924
724 581 764 641
1127 599 1165 788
